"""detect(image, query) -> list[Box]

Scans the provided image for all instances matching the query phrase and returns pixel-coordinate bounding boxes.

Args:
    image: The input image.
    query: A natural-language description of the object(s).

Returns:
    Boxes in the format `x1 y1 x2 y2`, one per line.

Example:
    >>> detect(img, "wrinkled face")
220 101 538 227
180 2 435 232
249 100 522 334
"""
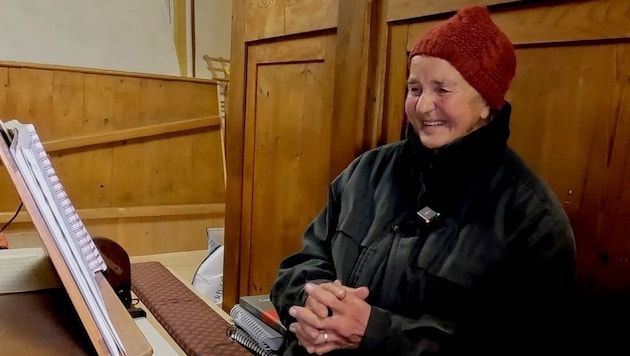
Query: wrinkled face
405 55 491 150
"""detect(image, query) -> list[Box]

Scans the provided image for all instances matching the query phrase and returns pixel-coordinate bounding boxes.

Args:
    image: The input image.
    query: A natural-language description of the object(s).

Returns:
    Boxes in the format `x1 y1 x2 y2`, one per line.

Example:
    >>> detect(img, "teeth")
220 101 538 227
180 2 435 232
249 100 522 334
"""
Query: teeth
424 121 444 126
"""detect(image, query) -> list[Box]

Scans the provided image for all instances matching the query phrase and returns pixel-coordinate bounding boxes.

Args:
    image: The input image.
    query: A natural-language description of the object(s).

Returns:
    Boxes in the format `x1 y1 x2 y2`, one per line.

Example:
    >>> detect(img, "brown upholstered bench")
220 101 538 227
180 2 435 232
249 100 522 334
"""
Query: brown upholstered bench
131 261 250 356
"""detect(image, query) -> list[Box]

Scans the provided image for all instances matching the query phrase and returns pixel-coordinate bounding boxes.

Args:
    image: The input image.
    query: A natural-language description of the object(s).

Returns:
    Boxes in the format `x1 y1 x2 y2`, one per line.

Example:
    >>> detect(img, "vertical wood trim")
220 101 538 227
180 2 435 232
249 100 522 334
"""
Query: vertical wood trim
364 0 389 148
174 0 188 76
223 0 248 313
382 24 410 143
239 46 257 299
329 0 374 180
191 0 196 77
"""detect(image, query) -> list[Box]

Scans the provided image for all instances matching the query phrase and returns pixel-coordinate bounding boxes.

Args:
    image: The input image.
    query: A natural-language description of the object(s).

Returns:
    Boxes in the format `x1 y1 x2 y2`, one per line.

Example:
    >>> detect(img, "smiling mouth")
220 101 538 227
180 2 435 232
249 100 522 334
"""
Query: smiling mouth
423 121 445 126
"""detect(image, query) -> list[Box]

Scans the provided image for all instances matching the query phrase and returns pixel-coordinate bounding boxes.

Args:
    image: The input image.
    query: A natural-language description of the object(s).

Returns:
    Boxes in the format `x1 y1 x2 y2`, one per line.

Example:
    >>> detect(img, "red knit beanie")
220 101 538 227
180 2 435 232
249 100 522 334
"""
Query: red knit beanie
409 6 516 109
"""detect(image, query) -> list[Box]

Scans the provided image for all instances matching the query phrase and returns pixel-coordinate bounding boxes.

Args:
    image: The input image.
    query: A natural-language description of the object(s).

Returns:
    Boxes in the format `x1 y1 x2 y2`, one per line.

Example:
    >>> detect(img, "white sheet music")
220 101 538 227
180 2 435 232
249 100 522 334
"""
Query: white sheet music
0 119 125 356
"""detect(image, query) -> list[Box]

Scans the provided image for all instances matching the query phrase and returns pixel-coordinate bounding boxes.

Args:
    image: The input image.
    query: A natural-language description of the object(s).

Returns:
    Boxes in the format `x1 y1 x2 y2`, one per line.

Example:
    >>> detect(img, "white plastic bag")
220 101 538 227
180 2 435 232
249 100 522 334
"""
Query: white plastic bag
192 228 224 304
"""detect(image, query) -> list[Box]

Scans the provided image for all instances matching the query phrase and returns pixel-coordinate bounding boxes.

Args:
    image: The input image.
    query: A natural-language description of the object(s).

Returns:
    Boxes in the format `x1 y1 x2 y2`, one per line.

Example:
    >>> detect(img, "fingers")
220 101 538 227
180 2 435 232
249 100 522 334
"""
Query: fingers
290 305 326 330
290 323 342 355
322 280 347 299
291 281 371 354
311 331 340 355
320 280 370 302
305 295 329 319
353 286 370 300
289 321 318 346
305 283 342 313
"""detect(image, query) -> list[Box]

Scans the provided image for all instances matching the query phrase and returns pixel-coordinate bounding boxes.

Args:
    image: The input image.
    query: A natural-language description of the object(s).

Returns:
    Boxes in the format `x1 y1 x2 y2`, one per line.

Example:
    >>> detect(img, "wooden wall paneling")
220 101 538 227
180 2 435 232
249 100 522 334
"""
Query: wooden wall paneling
240 34 336 297
245 0 285 41
109 77 148 208
387 0 524 21
1 203 224 227
79 74 117 209
50 72 110 210
112 77 145 130
50 70 85 138
508 45 614 213
508 44 619 288
224 0 248 311
284 0 339 36
5 68 54 138
0 62 223 256
237 45 258 299
3 215 222 255
0 67 20 209
0 67 8 115
406 0 630 49
329 0 375 178
142 79 218 123
85 215 223 256
83 74 117 135
245 0 339 41
50 146 112 210
381 24 411 144
43 116 220 153
192 129 226 202
603 43 630 282
572 42 630 295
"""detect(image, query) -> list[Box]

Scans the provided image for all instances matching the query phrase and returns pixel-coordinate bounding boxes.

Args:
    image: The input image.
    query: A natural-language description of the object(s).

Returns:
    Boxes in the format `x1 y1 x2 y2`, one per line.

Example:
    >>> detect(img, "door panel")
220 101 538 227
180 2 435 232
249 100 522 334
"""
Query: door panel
241 34 336 295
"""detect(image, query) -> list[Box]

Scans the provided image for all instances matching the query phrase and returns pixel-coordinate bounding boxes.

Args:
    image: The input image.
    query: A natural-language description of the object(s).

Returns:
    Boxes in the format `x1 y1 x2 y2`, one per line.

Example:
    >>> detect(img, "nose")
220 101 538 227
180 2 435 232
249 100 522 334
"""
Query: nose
415 91 435 115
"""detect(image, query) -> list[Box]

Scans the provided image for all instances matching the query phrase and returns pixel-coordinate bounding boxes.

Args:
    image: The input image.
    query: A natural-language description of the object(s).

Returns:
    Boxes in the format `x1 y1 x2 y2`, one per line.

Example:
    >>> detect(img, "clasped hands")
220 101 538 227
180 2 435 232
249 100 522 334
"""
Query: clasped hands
288 280 370 355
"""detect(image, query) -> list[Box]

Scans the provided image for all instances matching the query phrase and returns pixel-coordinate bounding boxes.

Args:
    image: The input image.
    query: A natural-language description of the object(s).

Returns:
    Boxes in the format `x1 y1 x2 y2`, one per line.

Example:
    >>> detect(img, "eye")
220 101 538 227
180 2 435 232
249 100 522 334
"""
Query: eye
436 87 450 94
408 86 421 96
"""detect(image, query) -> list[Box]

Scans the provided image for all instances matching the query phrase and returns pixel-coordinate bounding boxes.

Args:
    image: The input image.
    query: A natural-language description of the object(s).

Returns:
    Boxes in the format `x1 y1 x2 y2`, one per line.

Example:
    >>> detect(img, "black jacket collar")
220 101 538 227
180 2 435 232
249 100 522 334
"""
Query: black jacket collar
400 102 513 217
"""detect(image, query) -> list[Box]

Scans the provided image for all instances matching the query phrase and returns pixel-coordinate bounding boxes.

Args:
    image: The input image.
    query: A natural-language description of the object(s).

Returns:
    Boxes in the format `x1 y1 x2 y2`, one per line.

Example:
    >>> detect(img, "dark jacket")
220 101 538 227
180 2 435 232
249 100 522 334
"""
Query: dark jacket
270 103 576 355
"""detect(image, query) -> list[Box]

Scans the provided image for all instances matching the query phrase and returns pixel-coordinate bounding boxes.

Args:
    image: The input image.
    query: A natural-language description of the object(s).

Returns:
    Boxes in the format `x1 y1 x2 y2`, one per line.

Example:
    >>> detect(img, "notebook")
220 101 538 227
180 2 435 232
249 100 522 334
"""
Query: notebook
0 119 124 355
239 294 287 336
230 304 284 352
227 324 279 356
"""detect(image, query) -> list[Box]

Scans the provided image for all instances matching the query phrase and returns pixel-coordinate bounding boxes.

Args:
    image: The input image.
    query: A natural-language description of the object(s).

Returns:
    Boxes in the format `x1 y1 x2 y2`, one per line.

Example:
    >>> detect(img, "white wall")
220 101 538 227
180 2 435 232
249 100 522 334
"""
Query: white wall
194 1 232 79
0 0 180 76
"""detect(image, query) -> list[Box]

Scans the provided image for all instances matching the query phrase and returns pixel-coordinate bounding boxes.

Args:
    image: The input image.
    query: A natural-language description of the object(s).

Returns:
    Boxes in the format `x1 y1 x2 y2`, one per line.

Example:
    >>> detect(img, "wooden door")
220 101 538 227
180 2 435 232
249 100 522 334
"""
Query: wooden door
241 35 336 295
224 0 376 311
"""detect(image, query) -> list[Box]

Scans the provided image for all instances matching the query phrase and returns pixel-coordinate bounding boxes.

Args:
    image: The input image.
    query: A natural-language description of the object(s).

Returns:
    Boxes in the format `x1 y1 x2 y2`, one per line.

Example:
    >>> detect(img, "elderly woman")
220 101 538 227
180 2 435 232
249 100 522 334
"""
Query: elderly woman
271 6 576 355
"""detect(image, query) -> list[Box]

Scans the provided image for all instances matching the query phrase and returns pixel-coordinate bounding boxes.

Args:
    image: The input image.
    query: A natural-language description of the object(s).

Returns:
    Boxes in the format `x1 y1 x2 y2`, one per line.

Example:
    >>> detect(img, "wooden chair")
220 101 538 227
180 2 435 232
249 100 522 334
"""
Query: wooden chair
202 55 230 188
203 55 230 81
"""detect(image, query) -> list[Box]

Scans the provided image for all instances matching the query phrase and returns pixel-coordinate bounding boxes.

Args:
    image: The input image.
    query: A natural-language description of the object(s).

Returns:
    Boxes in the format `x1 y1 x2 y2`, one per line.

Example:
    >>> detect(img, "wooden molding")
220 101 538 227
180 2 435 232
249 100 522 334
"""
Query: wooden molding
43 116 221 153
0 203 225 223
0 61 219 84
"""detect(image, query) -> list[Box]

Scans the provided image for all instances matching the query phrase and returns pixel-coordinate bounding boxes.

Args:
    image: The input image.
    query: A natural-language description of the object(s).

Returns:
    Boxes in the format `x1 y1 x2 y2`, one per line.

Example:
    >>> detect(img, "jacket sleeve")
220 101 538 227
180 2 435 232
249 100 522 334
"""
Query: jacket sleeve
501 204 577 354
359 309 454 355
463 198 577 355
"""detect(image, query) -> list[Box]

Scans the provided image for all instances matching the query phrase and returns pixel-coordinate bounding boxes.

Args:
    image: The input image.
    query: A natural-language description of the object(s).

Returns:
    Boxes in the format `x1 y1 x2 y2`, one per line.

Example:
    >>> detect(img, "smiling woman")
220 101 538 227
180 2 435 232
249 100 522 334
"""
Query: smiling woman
405 55 492 150
270 6 576 356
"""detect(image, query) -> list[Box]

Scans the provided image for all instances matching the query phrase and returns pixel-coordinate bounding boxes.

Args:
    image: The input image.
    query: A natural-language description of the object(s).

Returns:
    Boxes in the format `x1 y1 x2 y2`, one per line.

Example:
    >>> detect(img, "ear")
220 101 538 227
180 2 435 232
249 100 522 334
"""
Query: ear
480 104 490 120
478 97 491 120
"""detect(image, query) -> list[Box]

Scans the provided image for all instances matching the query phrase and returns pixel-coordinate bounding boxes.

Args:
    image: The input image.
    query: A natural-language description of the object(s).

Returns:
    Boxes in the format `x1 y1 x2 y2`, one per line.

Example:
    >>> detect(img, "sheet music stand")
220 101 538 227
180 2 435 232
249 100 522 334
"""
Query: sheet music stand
0 131 152 355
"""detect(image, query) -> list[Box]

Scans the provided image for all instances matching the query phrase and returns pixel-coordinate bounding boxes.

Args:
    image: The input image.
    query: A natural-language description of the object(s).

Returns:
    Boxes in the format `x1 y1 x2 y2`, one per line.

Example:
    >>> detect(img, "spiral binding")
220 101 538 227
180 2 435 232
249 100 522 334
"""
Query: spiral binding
230 305 284 351
227 325 278 356
25 125 106 273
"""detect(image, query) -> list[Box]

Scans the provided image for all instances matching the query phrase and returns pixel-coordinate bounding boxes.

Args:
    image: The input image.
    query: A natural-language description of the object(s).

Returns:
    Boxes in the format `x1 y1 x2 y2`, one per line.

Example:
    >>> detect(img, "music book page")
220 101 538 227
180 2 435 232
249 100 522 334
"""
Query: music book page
0 119 125 356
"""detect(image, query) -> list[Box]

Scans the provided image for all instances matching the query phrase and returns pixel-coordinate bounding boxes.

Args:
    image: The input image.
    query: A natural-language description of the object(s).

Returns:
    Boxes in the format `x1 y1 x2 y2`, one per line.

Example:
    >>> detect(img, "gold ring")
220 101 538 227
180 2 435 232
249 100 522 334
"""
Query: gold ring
323 330 329 343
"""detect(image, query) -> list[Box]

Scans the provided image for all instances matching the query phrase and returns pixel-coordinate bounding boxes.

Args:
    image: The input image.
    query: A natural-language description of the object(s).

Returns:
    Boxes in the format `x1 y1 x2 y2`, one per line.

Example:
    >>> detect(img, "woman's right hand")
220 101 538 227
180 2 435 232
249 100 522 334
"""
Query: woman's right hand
289 280 369 354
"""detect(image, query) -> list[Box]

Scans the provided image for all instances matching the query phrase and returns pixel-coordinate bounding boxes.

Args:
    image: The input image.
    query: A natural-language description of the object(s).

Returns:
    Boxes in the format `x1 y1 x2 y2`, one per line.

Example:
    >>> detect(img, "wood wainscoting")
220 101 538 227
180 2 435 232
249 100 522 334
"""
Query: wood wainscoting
0 61 225 256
